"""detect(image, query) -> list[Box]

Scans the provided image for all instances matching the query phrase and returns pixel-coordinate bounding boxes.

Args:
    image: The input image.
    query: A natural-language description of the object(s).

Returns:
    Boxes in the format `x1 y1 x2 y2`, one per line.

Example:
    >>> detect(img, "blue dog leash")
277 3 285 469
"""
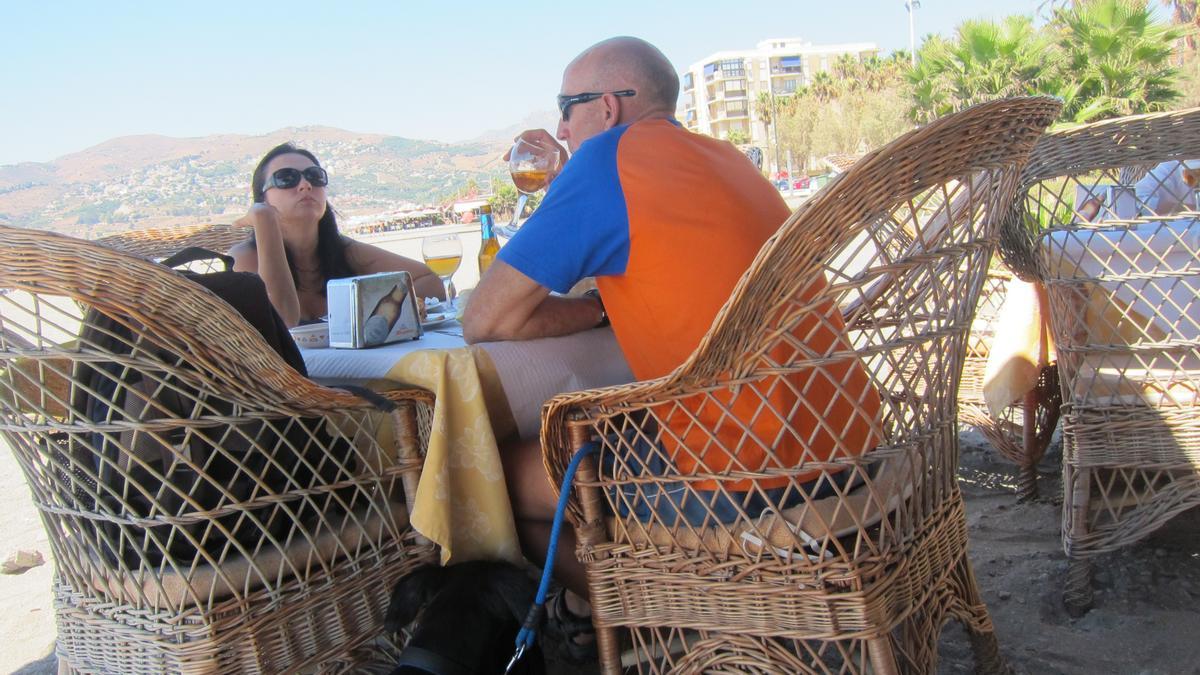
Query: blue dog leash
505 442 599 674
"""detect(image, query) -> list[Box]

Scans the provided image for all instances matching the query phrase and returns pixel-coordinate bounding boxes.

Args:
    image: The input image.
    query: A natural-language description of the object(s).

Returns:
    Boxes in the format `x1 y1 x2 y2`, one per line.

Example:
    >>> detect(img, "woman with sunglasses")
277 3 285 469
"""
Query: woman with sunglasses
230 142 444 327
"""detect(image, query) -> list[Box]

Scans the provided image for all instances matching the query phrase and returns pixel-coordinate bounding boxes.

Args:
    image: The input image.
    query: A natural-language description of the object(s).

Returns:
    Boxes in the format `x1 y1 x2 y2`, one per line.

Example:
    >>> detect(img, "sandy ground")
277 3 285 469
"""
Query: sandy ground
2 430 1198 674
0 436 57 674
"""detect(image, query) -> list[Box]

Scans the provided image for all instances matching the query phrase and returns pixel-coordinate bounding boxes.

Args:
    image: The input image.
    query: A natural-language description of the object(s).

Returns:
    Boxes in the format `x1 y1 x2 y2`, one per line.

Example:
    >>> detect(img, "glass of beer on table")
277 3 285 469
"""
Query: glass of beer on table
421 234 462 308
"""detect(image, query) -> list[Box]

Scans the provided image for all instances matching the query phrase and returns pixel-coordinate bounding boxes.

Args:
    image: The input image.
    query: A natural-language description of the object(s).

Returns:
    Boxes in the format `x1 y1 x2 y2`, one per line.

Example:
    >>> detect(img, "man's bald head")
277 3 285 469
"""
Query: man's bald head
566 37 679 117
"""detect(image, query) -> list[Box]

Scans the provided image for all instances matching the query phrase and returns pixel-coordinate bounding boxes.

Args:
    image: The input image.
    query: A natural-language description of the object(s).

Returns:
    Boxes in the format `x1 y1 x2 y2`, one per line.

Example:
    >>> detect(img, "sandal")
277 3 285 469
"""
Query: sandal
544 585 598 664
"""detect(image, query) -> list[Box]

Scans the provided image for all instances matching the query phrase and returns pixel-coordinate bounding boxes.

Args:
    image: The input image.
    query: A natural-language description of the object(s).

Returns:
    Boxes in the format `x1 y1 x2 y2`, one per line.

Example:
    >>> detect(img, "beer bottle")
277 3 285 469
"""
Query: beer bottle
478 203 500 276
364 283 407 345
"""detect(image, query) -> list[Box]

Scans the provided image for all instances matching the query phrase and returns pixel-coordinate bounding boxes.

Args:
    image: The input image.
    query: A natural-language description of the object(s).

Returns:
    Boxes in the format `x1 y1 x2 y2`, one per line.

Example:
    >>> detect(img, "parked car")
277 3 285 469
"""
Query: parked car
793 176 810 190
774 179 791 191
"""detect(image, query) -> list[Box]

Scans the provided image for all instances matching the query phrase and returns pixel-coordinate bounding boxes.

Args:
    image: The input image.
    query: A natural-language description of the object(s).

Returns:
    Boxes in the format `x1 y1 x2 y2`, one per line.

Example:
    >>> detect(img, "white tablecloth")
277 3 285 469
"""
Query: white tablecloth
302 326 634 440
1041 217 1200 341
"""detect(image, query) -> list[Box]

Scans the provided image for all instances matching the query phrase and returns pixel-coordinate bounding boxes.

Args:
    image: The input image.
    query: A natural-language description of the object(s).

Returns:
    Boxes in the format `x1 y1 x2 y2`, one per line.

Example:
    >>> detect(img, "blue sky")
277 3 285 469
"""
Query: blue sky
2 0 1070 166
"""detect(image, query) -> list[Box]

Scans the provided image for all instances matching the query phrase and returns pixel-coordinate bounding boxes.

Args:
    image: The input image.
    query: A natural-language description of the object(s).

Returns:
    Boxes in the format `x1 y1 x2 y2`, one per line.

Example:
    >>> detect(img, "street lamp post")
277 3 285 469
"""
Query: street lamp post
906 0 921 66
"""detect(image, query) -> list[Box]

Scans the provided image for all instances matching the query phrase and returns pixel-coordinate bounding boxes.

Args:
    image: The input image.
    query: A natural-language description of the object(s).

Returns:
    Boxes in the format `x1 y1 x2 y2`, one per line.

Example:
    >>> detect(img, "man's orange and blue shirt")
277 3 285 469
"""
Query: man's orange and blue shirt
499 119 879 488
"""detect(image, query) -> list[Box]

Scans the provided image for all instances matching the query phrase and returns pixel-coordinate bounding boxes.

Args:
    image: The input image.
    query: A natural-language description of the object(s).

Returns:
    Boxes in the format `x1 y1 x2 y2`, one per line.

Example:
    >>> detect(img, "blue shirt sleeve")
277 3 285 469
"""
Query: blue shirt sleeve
497 126 632 293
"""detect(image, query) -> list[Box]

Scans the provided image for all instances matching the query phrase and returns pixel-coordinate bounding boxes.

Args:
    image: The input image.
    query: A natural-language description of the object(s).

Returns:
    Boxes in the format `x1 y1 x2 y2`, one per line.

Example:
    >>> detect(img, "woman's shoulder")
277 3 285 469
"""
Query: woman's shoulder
227 237 258 270
342 236 427 275
341 236 384 264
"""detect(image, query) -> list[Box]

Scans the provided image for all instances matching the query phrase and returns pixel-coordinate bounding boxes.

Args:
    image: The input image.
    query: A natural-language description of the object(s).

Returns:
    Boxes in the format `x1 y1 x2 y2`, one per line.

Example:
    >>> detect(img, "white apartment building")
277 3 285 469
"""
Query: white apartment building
680 37 878 148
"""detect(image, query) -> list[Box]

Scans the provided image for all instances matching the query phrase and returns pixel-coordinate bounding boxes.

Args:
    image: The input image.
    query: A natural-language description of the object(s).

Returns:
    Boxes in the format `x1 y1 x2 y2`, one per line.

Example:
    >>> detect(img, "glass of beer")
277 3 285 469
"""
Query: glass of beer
421 234 462 308
506 138 560 232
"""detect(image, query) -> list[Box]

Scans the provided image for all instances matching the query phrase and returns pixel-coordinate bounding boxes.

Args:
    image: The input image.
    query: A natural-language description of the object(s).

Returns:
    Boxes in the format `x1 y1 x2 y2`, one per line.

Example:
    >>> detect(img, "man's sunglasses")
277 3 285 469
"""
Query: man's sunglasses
263 166 329 191
556 89 636 121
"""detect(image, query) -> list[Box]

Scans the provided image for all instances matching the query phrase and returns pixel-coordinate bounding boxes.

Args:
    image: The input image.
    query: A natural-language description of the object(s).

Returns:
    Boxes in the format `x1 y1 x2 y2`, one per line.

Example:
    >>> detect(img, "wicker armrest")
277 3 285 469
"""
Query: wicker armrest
540 374 679 493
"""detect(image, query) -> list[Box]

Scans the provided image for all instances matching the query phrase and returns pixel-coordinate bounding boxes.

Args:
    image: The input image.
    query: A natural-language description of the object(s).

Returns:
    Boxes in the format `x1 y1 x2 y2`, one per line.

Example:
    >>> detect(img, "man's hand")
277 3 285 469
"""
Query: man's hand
462 260 603 344
504 129 567 182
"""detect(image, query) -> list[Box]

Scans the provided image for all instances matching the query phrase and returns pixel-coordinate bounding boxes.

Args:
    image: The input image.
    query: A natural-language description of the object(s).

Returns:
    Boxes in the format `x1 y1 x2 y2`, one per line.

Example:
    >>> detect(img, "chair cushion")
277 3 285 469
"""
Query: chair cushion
611 457 910 557
83 501 410 609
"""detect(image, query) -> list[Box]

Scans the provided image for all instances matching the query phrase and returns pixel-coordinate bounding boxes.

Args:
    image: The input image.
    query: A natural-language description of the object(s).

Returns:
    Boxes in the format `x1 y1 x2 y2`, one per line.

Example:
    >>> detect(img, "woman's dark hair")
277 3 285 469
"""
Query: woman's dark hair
249 142 354 294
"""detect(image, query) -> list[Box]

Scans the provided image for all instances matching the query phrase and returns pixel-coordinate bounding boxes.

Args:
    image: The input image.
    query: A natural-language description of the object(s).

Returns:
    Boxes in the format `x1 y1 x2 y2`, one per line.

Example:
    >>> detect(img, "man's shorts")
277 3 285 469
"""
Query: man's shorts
594 430 864 528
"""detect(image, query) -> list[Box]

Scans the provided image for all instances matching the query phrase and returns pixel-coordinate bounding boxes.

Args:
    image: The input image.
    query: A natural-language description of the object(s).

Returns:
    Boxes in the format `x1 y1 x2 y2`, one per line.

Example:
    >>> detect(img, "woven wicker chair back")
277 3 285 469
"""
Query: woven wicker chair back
95 222 246 262
0 225 435 672
540 97 1060 672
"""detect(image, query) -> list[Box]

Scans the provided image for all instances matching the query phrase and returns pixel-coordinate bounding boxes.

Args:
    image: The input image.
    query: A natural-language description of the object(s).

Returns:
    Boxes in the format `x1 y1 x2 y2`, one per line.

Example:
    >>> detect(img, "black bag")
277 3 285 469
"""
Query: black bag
69 248 352 566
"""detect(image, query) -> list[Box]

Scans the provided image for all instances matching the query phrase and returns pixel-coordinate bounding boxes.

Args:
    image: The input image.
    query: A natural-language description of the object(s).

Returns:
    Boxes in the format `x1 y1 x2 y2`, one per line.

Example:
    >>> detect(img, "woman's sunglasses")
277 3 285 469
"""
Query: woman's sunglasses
263 166 329 191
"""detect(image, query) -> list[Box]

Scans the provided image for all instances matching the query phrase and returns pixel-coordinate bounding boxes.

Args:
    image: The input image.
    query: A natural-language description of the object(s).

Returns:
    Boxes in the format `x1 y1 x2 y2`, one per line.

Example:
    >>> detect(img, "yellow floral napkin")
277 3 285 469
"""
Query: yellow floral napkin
379 345 521 564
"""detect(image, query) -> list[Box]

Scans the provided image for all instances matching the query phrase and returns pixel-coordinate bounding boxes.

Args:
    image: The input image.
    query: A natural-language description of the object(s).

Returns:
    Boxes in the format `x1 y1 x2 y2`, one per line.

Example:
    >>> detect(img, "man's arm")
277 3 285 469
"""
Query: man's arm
462 260 603 344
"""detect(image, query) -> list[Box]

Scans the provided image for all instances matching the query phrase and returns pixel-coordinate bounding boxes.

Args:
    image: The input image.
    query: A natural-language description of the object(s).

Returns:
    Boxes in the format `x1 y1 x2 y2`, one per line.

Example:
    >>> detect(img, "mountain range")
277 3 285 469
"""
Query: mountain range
0 111 559 239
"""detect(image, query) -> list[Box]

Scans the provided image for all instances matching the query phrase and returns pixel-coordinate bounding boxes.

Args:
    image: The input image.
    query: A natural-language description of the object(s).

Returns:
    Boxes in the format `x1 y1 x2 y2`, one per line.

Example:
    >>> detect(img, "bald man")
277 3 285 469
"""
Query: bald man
461 36 854 657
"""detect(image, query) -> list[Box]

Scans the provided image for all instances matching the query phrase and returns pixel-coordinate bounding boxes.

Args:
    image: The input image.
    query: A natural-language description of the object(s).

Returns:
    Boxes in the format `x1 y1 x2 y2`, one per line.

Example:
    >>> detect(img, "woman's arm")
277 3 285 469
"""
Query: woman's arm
230 204 302 327
344 239 446 300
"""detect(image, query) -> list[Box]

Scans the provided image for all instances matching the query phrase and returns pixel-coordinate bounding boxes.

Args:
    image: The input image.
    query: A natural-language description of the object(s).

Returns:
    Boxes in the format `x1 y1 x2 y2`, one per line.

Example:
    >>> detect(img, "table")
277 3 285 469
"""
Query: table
301 326 634 564
983 217 1200 413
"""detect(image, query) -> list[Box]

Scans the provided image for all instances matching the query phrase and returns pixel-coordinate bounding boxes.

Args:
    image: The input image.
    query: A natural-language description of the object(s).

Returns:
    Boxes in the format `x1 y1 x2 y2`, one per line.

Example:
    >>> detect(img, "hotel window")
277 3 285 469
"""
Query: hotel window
724 79 746 97
720 59 745 78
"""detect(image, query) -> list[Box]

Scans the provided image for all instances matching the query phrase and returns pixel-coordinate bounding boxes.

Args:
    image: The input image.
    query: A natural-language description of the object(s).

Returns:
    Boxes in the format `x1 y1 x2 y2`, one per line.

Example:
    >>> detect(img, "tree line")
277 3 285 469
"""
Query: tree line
756 0 1197 175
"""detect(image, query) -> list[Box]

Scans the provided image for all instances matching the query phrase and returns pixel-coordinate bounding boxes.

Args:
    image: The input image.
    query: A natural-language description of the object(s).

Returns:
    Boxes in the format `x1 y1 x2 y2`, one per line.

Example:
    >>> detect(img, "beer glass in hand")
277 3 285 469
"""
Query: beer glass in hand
506 138 560 232
421 234 462 309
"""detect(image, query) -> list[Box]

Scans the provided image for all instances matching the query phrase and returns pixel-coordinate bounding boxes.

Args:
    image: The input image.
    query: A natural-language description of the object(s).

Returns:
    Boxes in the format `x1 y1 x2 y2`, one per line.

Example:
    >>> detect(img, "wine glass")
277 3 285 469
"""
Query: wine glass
421 234 462 309
504 138 560 235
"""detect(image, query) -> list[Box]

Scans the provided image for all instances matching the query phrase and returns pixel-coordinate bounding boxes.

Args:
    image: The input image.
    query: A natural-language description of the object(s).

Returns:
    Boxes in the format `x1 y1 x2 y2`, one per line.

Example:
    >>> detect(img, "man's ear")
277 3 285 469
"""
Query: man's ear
602 93 621 129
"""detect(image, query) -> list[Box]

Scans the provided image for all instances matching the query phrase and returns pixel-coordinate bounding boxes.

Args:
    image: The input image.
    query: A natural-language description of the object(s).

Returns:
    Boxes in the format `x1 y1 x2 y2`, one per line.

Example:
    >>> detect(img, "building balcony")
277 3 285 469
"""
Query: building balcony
713 107 750 121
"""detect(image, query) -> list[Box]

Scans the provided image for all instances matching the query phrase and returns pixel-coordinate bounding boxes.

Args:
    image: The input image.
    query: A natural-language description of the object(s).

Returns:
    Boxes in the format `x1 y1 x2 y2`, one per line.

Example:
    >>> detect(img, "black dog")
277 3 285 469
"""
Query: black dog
385 560 546 675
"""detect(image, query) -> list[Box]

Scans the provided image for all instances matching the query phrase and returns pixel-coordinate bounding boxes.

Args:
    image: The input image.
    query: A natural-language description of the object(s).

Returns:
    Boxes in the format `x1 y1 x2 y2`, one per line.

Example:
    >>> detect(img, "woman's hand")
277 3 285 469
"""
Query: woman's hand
234 203 282 231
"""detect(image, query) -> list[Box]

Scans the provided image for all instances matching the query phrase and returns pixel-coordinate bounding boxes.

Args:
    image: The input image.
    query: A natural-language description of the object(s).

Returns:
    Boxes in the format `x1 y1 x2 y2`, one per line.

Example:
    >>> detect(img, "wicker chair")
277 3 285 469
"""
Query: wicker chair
0 225 437 673
541 97 1060 674
958 265 1061 500
999 107 1200 615
95 222 246 260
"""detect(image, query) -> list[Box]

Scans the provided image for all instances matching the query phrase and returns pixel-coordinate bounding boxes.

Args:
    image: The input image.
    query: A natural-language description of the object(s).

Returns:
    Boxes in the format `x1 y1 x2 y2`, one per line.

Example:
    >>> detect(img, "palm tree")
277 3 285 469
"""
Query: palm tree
831 53 860 83
1160 0 1199 54
753 90 779 174
754 90 776 148
810 71 838 102
908 15 1055 122
1048 0 1185 121
908 2 1182 125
